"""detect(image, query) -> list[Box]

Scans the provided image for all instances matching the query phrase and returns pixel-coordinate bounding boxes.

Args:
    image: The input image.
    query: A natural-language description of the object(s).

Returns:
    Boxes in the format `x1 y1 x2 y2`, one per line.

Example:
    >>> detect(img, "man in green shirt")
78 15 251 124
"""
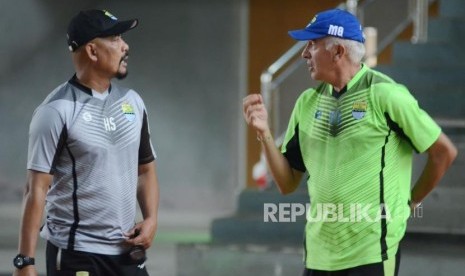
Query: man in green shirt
243 8 457 276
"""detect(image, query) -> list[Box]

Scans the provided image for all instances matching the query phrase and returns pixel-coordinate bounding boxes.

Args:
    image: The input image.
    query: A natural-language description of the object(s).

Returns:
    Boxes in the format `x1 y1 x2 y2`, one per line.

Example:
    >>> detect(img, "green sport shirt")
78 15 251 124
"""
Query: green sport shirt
281 64 441 270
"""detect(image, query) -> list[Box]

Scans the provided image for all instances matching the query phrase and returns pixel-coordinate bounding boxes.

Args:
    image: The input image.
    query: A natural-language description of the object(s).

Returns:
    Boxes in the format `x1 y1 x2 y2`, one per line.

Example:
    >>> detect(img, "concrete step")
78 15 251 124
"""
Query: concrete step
211 213 306 244
177 243 304 276
375 66 465 86
374 66 465 117
439 0 465 18
236 188 309 216
409 131 465 235
178 234 465 276
211 181 309 244
412 132 465 189
391 42 465 67
211 186 465 246
407 187 465 234
428 17 465 44
408 85 465 117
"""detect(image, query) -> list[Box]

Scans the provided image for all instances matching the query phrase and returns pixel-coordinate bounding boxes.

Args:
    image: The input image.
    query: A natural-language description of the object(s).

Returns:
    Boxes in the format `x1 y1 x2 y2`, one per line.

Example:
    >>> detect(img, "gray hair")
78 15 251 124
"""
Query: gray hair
325 37 366 64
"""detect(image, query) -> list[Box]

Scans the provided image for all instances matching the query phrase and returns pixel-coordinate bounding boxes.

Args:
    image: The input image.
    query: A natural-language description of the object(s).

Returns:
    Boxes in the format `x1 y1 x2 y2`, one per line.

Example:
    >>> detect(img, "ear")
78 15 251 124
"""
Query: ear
333 44 346 62
85 43 98 61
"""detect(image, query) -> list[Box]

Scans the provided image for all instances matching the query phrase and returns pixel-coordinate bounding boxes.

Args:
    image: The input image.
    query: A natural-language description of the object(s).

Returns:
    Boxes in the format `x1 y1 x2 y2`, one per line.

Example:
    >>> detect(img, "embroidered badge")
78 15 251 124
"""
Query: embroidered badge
121 102 136 122
306 15 318 27
103 10 118 20
352 100 367 120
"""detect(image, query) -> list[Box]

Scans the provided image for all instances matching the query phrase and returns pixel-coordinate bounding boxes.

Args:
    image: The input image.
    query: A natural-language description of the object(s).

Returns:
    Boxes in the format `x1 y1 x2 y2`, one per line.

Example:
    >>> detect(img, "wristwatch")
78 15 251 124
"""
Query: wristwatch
13 254 35 269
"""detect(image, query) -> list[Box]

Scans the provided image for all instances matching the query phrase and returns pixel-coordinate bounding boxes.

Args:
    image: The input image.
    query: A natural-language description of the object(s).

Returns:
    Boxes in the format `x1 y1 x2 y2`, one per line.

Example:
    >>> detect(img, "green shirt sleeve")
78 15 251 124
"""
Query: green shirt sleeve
376 83 441 153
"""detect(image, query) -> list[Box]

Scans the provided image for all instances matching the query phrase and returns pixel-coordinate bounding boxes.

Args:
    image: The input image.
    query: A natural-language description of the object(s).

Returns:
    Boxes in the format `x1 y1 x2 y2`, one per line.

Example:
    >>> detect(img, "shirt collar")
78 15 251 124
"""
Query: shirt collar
68 74 112 96
330 64 367 99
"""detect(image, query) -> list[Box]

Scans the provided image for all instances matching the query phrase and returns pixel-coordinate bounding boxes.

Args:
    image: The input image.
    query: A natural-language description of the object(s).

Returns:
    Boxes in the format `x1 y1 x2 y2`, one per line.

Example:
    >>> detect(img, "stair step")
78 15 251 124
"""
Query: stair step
373 66 465 117
236 189 309 215
407 187 465 234
212 186 465 244
413 136 465 188
391 42 465 67
177 243 304 276
375 66 465 86
211 215 305 244
428 18 465 43
212 187 309 244
408 85 465 117
439 0 465 18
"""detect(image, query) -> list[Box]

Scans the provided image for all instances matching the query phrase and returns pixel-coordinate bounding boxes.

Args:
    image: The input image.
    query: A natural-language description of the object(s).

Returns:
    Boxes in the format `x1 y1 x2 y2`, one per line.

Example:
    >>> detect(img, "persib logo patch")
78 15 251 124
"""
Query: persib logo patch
103 10 118 20
352 100 367 120
121 102 136 122
306 15 318 28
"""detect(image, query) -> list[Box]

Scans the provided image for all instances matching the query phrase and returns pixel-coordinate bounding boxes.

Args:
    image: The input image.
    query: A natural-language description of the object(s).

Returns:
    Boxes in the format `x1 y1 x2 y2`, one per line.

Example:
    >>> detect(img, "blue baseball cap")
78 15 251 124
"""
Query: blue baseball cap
288 9 365 43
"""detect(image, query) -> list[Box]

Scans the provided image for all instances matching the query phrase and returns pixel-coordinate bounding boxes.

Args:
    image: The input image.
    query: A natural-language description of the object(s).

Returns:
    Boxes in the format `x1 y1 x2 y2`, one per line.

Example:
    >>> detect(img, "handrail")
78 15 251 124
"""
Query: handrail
436 118 465 129
260 41 306 114
411 0 431 44
358 0 436 56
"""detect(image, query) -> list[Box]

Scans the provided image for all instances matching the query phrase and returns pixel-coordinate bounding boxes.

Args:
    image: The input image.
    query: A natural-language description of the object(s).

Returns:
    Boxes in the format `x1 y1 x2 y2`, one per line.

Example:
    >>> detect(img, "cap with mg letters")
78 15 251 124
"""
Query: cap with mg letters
288 9 365 43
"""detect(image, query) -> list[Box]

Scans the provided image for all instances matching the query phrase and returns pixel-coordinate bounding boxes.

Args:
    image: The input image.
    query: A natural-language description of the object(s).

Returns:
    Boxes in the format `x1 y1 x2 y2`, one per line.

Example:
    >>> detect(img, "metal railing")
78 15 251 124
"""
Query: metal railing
260 41 306 138
358 0 434 55
411 0 430 43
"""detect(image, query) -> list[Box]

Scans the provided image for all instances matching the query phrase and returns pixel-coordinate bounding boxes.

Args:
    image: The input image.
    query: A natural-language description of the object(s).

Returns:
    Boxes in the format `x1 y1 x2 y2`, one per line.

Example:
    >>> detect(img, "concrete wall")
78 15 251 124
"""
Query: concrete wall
0 0 248 219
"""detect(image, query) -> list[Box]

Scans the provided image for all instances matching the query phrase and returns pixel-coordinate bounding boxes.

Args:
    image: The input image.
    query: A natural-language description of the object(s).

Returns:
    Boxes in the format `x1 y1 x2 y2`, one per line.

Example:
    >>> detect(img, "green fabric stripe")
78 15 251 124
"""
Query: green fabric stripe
383 256 396 276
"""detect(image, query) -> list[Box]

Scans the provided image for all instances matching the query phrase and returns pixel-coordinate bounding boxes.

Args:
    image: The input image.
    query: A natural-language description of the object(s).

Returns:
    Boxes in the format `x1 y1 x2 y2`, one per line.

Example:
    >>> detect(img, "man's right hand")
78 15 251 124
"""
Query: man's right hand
242 94 270 136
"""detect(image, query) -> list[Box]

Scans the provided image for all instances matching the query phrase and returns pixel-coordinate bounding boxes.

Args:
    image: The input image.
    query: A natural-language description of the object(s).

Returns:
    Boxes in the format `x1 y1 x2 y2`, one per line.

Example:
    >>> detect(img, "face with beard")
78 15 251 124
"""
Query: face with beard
116 53 129 79
92 35 131 80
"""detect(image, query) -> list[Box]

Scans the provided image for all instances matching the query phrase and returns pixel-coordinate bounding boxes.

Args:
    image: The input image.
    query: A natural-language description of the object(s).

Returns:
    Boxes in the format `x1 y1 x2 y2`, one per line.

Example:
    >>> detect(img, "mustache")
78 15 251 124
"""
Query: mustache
120 52 129 63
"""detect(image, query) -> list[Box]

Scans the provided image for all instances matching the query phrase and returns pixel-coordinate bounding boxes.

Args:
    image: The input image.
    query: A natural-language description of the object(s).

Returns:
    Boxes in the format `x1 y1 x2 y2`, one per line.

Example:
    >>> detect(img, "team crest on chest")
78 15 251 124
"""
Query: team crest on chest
121 102 136 122
352 100 367 120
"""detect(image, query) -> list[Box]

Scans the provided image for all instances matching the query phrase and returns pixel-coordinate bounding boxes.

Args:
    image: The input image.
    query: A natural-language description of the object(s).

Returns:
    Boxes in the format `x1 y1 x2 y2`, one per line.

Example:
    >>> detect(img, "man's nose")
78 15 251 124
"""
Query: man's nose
301 43 311 59
121 38 129 53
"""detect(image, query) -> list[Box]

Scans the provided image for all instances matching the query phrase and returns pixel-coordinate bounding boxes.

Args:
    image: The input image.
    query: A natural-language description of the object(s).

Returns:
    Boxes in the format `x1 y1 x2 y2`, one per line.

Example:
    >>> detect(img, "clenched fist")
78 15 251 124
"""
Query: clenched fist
242 94 270 137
